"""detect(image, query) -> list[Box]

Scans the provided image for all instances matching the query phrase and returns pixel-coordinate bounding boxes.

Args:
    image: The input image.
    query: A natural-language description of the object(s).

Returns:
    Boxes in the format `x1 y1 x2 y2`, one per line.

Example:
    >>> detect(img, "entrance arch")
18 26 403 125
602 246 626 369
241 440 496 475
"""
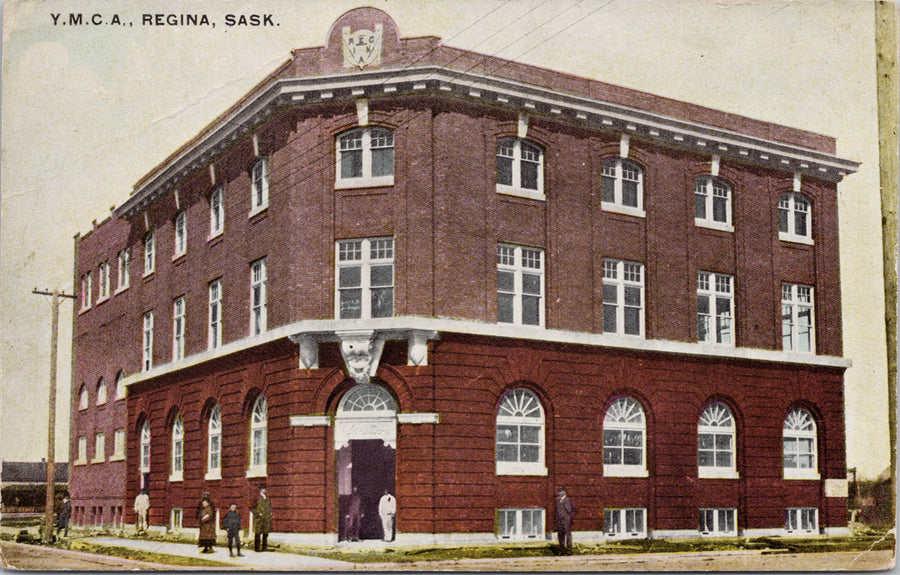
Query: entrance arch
334 383 397 541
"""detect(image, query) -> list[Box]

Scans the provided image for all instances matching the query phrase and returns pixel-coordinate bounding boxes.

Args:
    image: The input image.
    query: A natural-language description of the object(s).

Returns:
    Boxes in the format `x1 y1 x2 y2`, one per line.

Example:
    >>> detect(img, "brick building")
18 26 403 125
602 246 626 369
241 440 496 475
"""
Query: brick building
70 8 859 544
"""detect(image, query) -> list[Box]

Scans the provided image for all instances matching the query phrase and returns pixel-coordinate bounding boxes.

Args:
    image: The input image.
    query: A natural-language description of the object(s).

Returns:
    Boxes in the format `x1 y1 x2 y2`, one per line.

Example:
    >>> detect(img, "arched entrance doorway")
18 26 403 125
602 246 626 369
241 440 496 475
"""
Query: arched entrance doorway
334 383 397 541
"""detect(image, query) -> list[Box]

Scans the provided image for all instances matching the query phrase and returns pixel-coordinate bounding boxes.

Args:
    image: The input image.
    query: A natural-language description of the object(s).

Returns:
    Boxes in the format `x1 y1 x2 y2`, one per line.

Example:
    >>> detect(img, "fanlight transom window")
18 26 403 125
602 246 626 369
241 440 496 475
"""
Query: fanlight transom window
339 384 397 413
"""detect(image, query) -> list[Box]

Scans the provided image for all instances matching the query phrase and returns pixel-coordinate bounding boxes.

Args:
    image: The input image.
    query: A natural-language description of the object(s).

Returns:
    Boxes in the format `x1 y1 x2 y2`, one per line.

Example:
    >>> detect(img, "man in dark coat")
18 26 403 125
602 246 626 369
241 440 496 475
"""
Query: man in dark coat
222 503 243 557
555 487 574 551
344 487 363 541
56 495 71 538
252 486 272 552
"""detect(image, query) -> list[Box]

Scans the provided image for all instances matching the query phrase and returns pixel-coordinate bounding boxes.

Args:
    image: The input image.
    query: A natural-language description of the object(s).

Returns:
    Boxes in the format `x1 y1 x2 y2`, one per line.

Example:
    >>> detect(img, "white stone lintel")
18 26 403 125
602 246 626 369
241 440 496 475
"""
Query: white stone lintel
289 415 331 427
397 412 440 424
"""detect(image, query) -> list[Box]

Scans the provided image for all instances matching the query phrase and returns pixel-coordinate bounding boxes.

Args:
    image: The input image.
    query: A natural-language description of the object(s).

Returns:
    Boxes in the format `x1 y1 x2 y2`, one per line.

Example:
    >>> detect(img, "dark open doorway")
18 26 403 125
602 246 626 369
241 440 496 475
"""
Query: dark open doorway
337 439 395 541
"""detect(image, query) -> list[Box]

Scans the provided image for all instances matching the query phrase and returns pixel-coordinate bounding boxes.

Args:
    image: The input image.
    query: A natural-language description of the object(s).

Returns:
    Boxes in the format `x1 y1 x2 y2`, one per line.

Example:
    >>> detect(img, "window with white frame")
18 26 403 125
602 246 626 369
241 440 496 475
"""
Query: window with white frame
140 421 151 474
251 157 269 213
209 186 224 238
336 127 394 187
143 231 156 275
602 259 644 337
206 405 222 480
250 258 267 335
112 428 126 460
78 385 88 410
172 296 185 360
117 248 131 292
80 272 92 310
782 284 814 353
247 395 267 477
92 432 106 463
694 176 732 231
76 436 87 465
699 508 737 536
173 211 187 258
778 193 812 243
98 261 110 300
336 238 394 319
604 508 647 538
169 416 184 481
115 370 126 400
142 311 154 371
698 402 737 478
496 388 546 475
170 508 183 532
208 279 222 349
785 507 818 534
603 397 647 477
601 158 644 215
496 137 544 199
497 508 545 540
783 408 818 479
96 378 107 406
497 244 544 327
697 272 734 345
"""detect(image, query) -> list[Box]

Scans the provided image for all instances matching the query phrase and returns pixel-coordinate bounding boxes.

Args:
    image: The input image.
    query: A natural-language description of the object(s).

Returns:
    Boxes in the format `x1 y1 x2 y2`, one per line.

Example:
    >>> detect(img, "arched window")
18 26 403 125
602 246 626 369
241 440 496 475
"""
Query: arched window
169 415 184 482
115 370 126 400
694 176 732 231
698 402 738 478
78 385 89 410
248 395 267 477
339 384 398 412
603 397 647 477
601 158 644 215
336 127 394 187
783 408 819 479
139 421 151 474
495 388 546 476
96 378 107 406
496 138 544 199
778 193 812 244
206 405 222 480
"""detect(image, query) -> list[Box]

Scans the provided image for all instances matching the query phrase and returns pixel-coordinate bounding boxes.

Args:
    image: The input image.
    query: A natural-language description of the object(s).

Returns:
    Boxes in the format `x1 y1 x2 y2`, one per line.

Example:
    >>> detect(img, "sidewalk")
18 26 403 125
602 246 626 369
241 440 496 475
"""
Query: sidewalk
88 537 354 570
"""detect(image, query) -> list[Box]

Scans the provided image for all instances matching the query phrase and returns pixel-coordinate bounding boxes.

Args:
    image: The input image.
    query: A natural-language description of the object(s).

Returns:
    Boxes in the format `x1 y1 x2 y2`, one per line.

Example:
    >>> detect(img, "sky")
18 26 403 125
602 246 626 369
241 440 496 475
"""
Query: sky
0 0 891 479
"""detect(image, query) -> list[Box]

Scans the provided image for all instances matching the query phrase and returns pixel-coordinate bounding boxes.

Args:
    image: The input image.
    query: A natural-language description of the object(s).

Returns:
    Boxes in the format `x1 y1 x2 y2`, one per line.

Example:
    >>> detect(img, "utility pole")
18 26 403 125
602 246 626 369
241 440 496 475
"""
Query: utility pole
32 288 76 543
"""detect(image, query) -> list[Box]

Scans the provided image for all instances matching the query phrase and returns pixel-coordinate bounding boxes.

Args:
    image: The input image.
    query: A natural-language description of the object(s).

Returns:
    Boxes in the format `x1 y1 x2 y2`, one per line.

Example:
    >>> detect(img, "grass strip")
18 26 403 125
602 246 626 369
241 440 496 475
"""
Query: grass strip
66 540 234 568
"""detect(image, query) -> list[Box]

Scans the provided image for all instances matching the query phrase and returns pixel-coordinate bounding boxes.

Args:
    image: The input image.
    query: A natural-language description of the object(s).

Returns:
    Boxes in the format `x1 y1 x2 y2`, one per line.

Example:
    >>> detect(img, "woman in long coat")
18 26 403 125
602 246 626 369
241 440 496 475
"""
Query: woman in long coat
197 497 216 553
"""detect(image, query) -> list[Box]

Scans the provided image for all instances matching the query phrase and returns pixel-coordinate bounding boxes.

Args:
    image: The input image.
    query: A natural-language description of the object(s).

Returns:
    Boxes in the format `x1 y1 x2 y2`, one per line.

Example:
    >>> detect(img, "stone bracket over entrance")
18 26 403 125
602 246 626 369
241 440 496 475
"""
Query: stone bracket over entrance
288 328 439 381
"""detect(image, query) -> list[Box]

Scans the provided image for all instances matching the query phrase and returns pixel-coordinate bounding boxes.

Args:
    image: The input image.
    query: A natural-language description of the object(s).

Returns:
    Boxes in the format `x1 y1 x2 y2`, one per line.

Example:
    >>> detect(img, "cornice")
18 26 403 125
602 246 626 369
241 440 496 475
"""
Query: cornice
115 65 860 219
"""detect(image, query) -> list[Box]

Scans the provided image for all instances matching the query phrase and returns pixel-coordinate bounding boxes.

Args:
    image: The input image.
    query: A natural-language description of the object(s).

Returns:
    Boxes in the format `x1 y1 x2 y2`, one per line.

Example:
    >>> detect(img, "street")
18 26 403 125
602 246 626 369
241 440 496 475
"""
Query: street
0 541 211 571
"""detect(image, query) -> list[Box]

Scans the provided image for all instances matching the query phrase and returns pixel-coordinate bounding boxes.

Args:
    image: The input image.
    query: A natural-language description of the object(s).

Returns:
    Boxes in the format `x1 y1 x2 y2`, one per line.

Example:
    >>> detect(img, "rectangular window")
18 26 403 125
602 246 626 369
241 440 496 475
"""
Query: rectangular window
602 259 644 336
336 238 394 319
497 244 544 327
697 272 734 345
336 128 395 187
208 280 223 349
782 284 814 353
785 507 818 534
112 429 126 460
699 508 737 536
92 433 106 463
98 261 110 300
601 158 644 215
251 157 269 213
174 211 187 257
76 436 87 465
497 508 545 540
172 296 186 360
142 311 154 371
695 177 733 231
604 508 647 538
117 248 131 292
80 272 93 310
251 258 268 335
170 508 183 532
210 186 224 237
144 231 156 276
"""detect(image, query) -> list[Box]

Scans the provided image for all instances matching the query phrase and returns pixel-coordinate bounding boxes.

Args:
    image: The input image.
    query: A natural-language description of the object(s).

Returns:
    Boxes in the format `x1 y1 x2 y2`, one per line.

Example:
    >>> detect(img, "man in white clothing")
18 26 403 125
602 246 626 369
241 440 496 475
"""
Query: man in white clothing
378 490 396 542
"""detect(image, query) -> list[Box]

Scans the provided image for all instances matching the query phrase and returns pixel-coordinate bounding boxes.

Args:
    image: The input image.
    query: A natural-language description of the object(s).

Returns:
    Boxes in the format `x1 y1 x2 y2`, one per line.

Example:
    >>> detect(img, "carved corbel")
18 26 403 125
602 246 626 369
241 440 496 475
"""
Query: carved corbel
337 330 385 385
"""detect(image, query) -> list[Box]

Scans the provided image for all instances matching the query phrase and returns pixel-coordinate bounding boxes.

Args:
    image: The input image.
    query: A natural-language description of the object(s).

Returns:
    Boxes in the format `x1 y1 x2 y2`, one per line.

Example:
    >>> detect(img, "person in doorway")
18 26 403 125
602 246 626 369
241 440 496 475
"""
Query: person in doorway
344 487 363 541
378 490 396 542
197 497 216 553
134 490 150 532
56 495 71 539
222 503 243 557
252 486 272 552
555 486 575 552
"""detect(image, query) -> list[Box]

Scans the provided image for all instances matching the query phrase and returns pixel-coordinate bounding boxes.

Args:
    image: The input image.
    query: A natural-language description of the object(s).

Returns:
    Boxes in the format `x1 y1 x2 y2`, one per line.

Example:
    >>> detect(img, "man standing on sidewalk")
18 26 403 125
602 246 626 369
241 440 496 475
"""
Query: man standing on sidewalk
134 491 150 533
378 490 396 542
223 503 243 558
252 486 272 552
554 487 574 552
